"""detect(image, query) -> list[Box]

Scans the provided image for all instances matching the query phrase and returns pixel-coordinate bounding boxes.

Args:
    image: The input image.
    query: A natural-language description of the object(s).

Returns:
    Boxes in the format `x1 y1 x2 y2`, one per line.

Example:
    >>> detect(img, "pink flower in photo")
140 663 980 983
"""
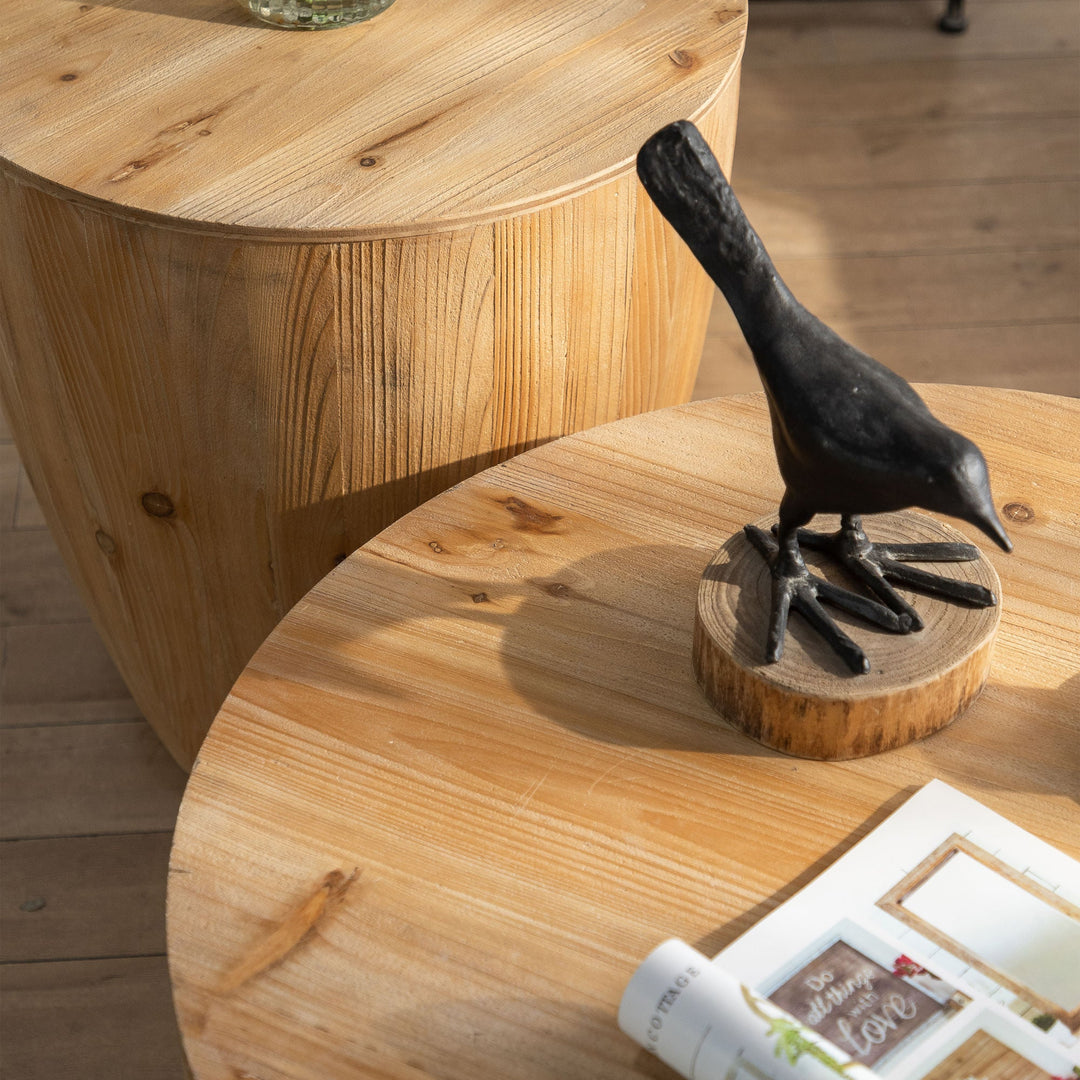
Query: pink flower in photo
892 955 927 978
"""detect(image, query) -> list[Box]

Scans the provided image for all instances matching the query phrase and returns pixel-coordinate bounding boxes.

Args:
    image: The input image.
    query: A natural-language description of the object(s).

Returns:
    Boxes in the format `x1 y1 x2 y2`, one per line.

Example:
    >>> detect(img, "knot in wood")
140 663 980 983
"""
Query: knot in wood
498 495 563 533
95 529 117 555
1003 502 1035 523
141 491 175 518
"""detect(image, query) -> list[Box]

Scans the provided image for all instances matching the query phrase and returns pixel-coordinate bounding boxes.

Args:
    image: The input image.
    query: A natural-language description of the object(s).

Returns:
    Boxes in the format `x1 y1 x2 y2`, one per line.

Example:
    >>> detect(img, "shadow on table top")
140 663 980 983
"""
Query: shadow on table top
78 0 256 25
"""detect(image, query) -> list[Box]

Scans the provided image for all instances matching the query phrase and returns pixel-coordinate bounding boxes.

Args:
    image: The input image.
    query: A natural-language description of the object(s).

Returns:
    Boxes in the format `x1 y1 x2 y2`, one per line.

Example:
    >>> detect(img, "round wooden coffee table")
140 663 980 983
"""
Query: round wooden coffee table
167 386 1079 1079
0 0 745 768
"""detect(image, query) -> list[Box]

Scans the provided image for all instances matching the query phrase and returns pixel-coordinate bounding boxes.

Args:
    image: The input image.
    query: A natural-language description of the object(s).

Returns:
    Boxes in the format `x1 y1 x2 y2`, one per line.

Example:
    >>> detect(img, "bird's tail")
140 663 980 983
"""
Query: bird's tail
636 120 788 337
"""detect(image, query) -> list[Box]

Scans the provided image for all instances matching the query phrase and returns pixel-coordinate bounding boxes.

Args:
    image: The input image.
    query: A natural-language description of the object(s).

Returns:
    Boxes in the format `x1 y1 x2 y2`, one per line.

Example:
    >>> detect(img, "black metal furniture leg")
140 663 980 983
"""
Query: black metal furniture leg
939 0 968 33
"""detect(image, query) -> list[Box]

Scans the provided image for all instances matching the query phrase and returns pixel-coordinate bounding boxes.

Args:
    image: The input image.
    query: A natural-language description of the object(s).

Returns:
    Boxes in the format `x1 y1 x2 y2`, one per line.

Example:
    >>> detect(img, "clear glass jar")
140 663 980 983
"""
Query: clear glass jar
238 0 395 29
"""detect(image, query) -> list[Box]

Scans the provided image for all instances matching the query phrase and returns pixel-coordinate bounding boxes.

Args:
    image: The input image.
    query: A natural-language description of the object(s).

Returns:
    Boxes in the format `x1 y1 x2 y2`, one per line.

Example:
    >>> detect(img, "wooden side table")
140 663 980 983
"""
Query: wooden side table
167 386 1079 1080
0 0 745 768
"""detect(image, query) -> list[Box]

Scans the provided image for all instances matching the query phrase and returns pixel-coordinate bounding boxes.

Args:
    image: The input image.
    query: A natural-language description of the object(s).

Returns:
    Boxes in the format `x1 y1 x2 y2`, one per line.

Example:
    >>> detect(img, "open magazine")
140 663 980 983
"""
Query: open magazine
619 781 1080 1080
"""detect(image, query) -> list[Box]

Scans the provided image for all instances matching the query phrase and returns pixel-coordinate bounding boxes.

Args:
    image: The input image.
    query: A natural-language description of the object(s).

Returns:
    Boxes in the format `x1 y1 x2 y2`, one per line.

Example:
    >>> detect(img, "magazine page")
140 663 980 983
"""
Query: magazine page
621 781 1080 1080
620 937 883 1078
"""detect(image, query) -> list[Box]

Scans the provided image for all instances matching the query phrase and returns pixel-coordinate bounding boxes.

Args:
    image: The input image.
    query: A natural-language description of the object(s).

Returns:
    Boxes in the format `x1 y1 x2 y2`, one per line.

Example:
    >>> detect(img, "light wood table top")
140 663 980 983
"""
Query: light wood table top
168 386 1079 1080
1 0 745 239
2 0 746 767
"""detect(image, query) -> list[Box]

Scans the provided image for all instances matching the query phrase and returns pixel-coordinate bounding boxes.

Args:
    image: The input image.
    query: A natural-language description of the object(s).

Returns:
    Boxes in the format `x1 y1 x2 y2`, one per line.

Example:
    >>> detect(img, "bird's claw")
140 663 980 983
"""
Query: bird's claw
876 556 996 609
793 522 997 629
746 525 906 674
873 540 980 563
768 575 870 675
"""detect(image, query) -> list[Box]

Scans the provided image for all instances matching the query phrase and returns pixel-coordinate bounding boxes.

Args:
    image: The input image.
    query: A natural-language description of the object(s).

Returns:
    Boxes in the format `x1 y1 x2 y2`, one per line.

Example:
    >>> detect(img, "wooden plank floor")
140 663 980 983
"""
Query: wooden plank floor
698 0 1080 399
1 1 1077 1074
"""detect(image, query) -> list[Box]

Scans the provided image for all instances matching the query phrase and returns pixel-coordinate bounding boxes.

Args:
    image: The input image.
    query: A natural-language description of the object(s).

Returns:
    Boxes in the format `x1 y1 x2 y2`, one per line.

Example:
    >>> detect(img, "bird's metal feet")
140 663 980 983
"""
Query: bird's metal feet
745 525 909 675
793 515 998 632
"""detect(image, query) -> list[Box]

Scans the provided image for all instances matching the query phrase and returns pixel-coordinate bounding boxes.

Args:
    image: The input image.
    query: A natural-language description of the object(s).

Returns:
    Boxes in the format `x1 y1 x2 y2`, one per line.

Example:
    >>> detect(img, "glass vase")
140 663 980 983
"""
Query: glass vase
238 0 395 29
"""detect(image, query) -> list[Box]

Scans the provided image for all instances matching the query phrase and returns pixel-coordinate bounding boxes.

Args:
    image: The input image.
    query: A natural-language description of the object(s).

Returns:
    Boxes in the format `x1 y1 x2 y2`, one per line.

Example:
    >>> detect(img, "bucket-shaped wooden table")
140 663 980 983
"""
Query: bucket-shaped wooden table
0 0 746 768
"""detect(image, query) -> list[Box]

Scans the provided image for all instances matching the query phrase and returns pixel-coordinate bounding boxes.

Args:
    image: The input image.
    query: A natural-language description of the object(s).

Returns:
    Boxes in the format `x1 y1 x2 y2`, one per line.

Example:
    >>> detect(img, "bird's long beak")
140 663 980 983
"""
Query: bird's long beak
971 507 1013 553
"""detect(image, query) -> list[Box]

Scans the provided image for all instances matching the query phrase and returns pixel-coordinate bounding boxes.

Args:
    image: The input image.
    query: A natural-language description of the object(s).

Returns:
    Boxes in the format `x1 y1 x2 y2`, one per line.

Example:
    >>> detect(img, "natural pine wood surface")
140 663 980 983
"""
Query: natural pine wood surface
1 0 745 238
1 0 743 770
167 387 1078 1079
2 0 1077 1075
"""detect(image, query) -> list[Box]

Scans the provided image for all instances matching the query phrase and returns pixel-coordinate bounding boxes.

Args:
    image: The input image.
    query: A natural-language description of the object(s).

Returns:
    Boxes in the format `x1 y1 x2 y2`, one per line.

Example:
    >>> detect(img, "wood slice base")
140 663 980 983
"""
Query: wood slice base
693 511 1002 760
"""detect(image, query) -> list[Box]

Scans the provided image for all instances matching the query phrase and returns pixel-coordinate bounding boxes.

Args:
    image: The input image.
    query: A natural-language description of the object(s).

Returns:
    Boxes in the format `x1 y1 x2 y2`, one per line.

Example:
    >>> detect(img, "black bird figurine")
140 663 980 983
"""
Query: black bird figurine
636 120 1012 674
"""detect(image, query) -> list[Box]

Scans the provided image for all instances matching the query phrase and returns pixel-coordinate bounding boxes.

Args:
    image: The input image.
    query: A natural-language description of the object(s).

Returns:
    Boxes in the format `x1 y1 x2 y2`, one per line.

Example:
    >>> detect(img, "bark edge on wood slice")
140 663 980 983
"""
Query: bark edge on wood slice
693 510 1002 760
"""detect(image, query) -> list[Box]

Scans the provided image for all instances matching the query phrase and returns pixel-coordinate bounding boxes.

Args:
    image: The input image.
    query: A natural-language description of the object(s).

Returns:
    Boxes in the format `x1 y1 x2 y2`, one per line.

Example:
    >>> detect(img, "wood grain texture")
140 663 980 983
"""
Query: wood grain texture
0 1 744 768
0 833 171 962
694 512 1001 759
921 1030 1043 1080
167 387 1080 1080
735 180 1077 259
707 250 1080 329
701 321 1080 401
743 0 1079 65
0 529 93 627
737 56 1078 128
0 956 186 1079
0 0 746 239
0 441 17 528
0 722 186 840
695 0 1079 404
733 116 1080 189
0 620 140 726
4 3 1077 1073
